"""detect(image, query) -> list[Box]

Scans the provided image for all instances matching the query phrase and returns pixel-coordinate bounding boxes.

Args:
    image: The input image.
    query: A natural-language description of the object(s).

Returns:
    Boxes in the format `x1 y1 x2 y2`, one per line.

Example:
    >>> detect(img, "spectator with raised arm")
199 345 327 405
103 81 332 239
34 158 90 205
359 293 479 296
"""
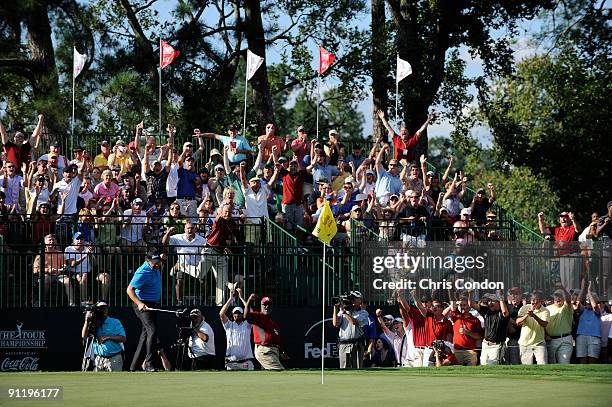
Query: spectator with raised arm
219 289 254 370
107 140 135 176
1 114 44 174
199 124 252 166
257 123 287 162
538 210 582 290
0 160 24 211
93 140 112 171
448 294 483 366
374 144 402 206
398 290 435 367
245 293 284 370
376 109 433 163
575 280 602 364
469 290 509 365
239 161 268 244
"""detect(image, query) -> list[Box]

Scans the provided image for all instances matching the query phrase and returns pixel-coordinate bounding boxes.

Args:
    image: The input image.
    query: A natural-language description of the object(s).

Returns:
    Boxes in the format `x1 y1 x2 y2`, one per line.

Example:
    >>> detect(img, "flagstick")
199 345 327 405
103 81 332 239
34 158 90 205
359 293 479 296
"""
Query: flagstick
243 63 248 133
321 240 325 385
316 74 321 141
395 79 399 127
158 67 162 138
71 60 76 139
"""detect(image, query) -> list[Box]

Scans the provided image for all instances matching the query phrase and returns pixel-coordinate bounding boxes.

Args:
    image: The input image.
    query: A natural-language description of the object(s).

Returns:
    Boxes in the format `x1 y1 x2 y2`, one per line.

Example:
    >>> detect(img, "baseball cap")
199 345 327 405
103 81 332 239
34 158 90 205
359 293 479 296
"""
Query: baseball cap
351 205 361 212
249 176 261 183
355 193 367 202
115 140 126 146
426 170 435 176
100 140 110 146
227 124 237 131
214 164 225 171
133 198 143 205
210 148 221 157
394 317 403 324
189 308 202 317
183 141 193 148
390 194 399 200
103 197 113 204
95 301 109 308
278 157 288 163
365 169 374 176
607 201 612 208
477 188 485 193
232 306 244 314
559 211 570 217
350 290 363 299
317 177 329 184
185 156 195 162
296 125 305 132
73 231 84 240
328 129 338 136
383 314 394 321
261 296 272 305
460 208 472 216
50 142 60 148
49 152 59 159
353 143 362 149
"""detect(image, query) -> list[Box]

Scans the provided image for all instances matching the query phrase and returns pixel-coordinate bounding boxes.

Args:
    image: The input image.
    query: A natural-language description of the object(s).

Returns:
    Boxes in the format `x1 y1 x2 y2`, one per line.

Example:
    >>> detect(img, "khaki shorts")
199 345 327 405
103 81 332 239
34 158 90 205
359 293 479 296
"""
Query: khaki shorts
255 345 284 370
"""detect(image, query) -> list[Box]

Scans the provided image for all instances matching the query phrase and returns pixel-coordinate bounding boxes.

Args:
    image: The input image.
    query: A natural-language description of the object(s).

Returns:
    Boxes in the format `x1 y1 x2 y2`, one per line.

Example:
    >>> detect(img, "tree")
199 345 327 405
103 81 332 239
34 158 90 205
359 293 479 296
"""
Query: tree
482 1 611 220
0 0 94 132
375 0 553 159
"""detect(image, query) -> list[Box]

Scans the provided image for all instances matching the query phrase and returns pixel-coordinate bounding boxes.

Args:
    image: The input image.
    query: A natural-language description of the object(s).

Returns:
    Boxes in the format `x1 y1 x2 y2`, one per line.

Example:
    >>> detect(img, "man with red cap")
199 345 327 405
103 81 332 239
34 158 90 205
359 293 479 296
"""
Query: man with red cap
244 293 284 370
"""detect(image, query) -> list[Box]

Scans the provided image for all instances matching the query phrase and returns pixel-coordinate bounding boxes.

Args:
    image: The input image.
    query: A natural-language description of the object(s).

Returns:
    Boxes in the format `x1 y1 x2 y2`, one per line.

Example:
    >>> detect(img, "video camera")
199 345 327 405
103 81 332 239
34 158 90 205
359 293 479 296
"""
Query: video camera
175 308 199 341
431 340 447 352
331 292 356 308
83 303 106 337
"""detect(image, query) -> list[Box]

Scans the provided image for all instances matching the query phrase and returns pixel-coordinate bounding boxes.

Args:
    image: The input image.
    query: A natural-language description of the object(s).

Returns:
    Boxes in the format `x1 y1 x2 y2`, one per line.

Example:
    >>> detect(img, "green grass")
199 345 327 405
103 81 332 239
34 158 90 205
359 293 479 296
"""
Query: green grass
1 366 611 406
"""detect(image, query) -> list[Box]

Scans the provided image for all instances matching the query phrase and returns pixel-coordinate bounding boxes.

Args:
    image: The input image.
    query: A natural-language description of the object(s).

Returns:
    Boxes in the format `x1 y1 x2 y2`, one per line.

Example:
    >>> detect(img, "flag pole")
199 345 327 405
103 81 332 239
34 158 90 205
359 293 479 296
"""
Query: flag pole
395 79 399 127
321 240 326 384
243 57 249 133
71 56 76 139
317 74 321 141
158 39 162 138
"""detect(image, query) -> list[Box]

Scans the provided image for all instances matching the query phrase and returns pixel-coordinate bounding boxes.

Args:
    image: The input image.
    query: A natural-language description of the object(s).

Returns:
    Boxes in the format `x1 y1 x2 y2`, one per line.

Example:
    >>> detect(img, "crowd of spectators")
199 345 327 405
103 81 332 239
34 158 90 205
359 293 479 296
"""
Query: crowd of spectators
358 284 612 367
1 114 610 306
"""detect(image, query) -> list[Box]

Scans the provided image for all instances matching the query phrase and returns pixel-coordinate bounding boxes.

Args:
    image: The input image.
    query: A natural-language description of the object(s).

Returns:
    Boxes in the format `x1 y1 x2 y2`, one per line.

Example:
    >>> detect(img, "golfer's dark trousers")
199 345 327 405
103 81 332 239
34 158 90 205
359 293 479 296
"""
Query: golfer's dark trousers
130 301 159 371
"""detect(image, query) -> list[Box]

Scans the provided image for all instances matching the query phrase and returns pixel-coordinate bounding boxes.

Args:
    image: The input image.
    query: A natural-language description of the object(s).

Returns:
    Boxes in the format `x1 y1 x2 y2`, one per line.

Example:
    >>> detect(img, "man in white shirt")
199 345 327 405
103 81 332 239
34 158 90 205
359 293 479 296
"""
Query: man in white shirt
219 289 254 370
0 161 23 211
187 308 216 370
64 232 104 305
162 222 206 306
239 161 269 245
51 164 82 216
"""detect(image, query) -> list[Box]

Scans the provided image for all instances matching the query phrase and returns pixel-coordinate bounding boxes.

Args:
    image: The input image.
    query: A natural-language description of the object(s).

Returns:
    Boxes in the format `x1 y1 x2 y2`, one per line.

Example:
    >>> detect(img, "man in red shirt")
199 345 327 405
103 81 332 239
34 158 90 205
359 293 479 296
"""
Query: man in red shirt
538 211 582 290
257 123 287 162
1 114 44 174
449 296 484 366
398 290 436 367
376 109 433 163
201 203 239 305
244 294 284 370
276 159 306 231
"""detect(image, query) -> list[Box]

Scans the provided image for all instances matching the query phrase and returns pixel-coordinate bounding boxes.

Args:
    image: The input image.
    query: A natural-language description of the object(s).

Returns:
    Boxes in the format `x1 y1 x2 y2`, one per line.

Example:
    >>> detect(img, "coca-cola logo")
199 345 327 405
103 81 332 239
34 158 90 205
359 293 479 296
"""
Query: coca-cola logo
1 356 40 371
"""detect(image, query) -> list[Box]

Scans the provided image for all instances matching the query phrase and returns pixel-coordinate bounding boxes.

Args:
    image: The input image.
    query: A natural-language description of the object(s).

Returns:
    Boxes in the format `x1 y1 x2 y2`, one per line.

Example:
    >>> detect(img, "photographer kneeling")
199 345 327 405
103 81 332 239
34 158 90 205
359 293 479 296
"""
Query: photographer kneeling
332 291 369 369
188 309 216 370
430 340 458 367
81 302 126 372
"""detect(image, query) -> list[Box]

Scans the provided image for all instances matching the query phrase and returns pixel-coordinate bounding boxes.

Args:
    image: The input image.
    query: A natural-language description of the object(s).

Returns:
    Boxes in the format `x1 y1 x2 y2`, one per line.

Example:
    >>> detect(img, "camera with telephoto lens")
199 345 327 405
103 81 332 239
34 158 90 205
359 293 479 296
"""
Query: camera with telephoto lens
175 308 196 340
431 340 446 352
83 304 104 337
331 292 356 308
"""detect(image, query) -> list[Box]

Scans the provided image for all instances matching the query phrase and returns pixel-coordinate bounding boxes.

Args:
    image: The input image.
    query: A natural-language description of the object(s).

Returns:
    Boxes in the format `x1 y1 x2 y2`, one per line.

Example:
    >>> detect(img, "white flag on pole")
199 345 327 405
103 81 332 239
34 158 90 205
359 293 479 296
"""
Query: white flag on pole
246 50 264 81
73 47 87 78
396 56 412 83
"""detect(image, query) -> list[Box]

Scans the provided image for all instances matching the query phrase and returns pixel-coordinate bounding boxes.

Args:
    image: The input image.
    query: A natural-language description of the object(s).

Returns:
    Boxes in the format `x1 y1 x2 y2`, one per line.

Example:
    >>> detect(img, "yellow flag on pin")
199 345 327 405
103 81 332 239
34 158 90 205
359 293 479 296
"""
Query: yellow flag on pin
312 199 337 245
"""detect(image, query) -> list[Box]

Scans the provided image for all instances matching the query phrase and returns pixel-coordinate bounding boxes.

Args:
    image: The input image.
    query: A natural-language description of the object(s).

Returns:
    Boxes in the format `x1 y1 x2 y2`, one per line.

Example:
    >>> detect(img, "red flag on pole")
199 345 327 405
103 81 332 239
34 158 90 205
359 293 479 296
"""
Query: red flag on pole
319 46 336 75
160 39 180 70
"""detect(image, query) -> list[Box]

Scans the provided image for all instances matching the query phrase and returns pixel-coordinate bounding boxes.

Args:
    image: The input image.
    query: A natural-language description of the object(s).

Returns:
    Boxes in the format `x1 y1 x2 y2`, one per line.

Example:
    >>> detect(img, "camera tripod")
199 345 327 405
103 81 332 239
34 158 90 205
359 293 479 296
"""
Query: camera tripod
171 336 195 371
82 334 95 372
